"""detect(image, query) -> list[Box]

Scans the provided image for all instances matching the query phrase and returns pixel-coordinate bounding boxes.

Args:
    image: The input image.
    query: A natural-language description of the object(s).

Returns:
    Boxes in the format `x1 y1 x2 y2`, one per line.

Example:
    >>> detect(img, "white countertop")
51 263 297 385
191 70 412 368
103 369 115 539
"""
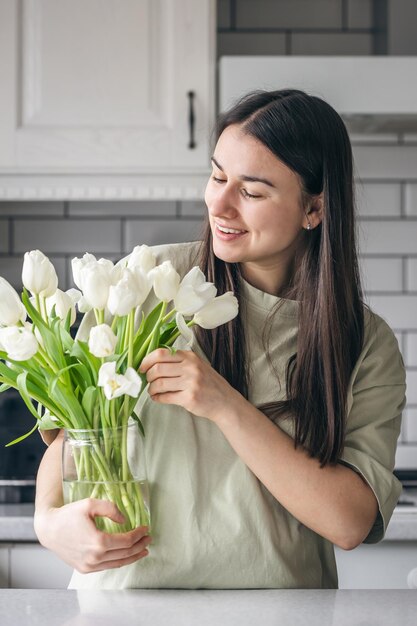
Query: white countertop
0 588 416 626
1 503 417 543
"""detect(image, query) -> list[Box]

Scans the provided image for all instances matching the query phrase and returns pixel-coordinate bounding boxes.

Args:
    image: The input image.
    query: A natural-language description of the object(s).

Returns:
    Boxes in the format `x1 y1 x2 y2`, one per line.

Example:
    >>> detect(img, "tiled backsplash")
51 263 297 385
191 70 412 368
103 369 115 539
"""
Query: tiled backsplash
0 0 416 465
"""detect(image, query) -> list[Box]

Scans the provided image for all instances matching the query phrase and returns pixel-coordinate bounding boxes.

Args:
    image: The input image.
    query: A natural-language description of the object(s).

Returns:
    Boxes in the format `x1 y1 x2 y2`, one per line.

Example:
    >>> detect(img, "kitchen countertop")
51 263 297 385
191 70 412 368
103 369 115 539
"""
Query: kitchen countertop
0 588 416 626
1 503 417 542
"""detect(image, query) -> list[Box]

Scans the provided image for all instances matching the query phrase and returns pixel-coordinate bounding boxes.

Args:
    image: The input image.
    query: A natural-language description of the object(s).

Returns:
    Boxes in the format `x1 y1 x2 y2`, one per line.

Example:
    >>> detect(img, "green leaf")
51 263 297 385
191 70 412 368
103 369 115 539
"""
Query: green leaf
115 315 128 354
5 421 39 447
159 321 177 346
22 288 66 370
70 340 100 384
131 411 145 438
48 362 80 397
133 302 164 354
16 372 42 422
81 386 98 421
0 383 11 393
59 322 74 352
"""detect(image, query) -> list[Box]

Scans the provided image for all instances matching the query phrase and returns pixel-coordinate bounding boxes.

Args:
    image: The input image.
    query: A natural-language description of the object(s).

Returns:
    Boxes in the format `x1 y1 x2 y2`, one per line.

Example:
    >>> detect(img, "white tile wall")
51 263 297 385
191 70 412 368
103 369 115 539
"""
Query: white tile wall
406 333 417 367
353 145 417 179
406 259 417 292
404 409 417 442
356 183 401 217
360 257 403 293
405 184 417 216
406 371 417 405
358 221 417 255
367 295 417 330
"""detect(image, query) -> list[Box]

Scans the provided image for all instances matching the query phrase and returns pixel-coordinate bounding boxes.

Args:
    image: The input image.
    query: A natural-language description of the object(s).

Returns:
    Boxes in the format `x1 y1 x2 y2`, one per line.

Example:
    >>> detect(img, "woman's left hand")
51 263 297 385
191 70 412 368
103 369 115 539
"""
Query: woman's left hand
138 348 244 423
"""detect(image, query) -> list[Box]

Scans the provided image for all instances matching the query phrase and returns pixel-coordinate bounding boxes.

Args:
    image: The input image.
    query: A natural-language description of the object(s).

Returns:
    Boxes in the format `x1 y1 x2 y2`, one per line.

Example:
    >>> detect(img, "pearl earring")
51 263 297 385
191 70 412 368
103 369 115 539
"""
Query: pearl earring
306 222 312 231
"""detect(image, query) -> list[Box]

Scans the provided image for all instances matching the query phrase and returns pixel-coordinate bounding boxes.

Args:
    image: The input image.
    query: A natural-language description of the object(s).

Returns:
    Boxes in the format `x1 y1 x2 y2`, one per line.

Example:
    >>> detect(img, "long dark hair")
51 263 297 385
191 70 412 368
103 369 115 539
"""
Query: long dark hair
194 89 365 467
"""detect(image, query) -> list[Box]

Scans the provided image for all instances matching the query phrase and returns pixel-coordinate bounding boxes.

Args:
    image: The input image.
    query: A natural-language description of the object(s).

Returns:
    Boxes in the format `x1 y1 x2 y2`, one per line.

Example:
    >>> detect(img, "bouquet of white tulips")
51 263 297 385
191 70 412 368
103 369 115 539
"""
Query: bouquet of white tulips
0 246 238 532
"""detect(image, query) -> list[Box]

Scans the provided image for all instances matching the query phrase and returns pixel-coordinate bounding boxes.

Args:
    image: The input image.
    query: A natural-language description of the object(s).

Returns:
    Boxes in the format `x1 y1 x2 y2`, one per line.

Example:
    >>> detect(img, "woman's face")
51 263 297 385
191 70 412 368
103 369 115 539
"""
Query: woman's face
205 124 310 294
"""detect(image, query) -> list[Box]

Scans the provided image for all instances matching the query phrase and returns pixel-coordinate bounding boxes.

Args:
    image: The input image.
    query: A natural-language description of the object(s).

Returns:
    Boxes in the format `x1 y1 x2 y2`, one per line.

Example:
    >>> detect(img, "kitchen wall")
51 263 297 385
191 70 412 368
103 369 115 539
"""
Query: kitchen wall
0 0 416 462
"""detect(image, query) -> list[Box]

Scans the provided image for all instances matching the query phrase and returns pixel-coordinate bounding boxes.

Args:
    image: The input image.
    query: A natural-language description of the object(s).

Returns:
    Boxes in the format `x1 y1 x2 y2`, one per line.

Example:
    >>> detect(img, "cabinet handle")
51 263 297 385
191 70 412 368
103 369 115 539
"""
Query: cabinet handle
187 91 196 149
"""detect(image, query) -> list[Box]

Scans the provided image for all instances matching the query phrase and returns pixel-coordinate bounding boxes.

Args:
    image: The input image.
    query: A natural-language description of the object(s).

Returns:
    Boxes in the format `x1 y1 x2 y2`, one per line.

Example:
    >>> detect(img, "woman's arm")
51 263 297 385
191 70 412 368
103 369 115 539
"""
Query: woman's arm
140 348 378 551
34 431 152 572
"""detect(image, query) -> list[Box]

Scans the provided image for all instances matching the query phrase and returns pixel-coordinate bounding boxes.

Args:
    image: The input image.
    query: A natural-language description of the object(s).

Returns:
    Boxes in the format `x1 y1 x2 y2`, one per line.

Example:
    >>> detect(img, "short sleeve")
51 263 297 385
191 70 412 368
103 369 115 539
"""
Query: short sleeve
338 311 406 544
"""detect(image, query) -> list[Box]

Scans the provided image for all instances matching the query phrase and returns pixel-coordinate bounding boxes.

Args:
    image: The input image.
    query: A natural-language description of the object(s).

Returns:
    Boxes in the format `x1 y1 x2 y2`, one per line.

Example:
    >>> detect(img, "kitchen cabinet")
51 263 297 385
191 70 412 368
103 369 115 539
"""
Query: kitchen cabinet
0 0 216 200
335 541 417 589
0 543 72 589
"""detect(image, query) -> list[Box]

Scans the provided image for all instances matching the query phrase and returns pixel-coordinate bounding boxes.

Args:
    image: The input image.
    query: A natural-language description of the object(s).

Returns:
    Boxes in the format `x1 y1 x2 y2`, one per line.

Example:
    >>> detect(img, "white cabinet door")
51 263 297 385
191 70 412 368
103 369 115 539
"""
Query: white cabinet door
0 547 8 588
0 0 215 181
335 541 417 589
10 544 72 589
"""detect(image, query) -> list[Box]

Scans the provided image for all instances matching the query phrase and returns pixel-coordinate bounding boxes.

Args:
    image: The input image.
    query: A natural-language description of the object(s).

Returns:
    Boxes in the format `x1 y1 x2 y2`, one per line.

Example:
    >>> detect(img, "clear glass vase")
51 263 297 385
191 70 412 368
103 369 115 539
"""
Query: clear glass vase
62 421 150 533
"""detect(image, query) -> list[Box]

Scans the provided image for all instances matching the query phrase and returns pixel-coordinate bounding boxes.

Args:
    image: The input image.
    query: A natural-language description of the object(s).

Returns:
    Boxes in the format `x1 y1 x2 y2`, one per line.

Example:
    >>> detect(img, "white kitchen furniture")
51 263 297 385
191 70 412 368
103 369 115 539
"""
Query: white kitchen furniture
0 0 216 200
1 504 417 589
0 543 72 589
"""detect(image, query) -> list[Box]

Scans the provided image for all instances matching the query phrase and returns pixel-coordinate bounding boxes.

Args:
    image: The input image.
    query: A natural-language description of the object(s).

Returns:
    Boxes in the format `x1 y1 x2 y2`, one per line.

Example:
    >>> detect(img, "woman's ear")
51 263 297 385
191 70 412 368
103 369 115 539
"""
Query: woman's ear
306 193 324 229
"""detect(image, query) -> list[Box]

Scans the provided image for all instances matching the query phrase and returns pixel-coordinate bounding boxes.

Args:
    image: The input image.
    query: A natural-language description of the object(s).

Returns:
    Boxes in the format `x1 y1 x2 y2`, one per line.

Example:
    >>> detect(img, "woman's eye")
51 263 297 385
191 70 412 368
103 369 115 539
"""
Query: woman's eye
241 189 261 199
212 176 226 184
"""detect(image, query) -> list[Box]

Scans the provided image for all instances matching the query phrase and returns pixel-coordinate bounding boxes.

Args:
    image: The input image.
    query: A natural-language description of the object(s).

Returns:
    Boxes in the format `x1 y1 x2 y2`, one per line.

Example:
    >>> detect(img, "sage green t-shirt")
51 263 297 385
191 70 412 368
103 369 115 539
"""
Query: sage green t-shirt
69 241 406 590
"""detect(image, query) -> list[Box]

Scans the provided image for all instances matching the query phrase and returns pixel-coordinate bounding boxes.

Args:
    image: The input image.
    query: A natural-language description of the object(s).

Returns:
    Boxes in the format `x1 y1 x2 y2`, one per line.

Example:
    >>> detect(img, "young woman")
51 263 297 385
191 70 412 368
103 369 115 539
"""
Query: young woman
34 89 406 589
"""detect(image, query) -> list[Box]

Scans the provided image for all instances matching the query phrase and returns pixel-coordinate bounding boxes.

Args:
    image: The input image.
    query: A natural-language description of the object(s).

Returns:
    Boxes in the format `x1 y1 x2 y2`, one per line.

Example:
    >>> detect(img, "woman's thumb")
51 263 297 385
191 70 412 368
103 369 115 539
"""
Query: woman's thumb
87 498 125 524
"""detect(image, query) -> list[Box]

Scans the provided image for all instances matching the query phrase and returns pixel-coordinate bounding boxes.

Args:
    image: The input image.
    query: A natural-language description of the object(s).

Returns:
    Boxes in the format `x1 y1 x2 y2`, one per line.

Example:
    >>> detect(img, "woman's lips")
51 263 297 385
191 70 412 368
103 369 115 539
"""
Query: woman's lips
215 223 248 241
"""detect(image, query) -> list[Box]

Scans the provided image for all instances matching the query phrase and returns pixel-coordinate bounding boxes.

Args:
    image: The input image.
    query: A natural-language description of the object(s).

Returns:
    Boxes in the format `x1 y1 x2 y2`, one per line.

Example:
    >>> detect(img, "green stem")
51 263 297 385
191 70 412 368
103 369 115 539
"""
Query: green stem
161 308 177 324
127 310 135 368
35 348 59 376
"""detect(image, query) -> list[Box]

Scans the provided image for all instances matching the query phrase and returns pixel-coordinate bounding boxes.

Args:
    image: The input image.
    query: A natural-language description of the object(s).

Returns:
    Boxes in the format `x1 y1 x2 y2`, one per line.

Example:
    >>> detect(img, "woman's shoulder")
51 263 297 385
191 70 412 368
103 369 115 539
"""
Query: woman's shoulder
356 305 405 385
148 241 202 277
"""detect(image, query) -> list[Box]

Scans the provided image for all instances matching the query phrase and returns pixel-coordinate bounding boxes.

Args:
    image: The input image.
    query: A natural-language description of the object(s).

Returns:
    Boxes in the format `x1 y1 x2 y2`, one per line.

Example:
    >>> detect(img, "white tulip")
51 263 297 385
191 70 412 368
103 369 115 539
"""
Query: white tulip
0 325 38 360
46 289 77 325
97 361 142 400
72 255 119 311
88 324 117 357
71 253 97 291
175 312 193 348
129 266 153 306
127 245 156 273
22 250 58 298
81 262 113 311
0 277 27 326
193 292 239 329
174 267 217 316
107 269 142 317
150 261 180 302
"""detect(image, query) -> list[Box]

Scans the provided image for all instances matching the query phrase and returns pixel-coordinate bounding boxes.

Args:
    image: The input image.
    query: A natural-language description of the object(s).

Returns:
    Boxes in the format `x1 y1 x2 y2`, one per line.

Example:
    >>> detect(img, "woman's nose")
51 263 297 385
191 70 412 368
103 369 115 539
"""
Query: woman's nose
208 184 238 218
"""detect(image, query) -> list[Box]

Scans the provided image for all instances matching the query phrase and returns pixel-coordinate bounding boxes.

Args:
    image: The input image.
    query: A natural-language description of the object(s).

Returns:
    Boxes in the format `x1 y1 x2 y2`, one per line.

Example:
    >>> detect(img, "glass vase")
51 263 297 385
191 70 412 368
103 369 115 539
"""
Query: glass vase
62 421 150 533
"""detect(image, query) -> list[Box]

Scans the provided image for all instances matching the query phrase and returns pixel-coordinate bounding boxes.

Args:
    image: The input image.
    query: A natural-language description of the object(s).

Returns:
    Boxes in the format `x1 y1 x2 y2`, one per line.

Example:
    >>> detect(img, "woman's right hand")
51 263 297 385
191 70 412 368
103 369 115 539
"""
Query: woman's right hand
34 499 152 573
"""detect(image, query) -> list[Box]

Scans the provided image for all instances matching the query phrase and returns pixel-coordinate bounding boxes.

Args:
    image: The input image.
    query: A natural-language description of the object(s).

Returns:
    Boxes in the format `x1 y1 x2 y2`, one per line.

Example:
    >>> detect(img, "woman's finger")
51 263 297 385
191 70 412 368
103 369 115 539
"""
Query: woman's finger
83 548 150 573
145 362 183 384
140 348 182 373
